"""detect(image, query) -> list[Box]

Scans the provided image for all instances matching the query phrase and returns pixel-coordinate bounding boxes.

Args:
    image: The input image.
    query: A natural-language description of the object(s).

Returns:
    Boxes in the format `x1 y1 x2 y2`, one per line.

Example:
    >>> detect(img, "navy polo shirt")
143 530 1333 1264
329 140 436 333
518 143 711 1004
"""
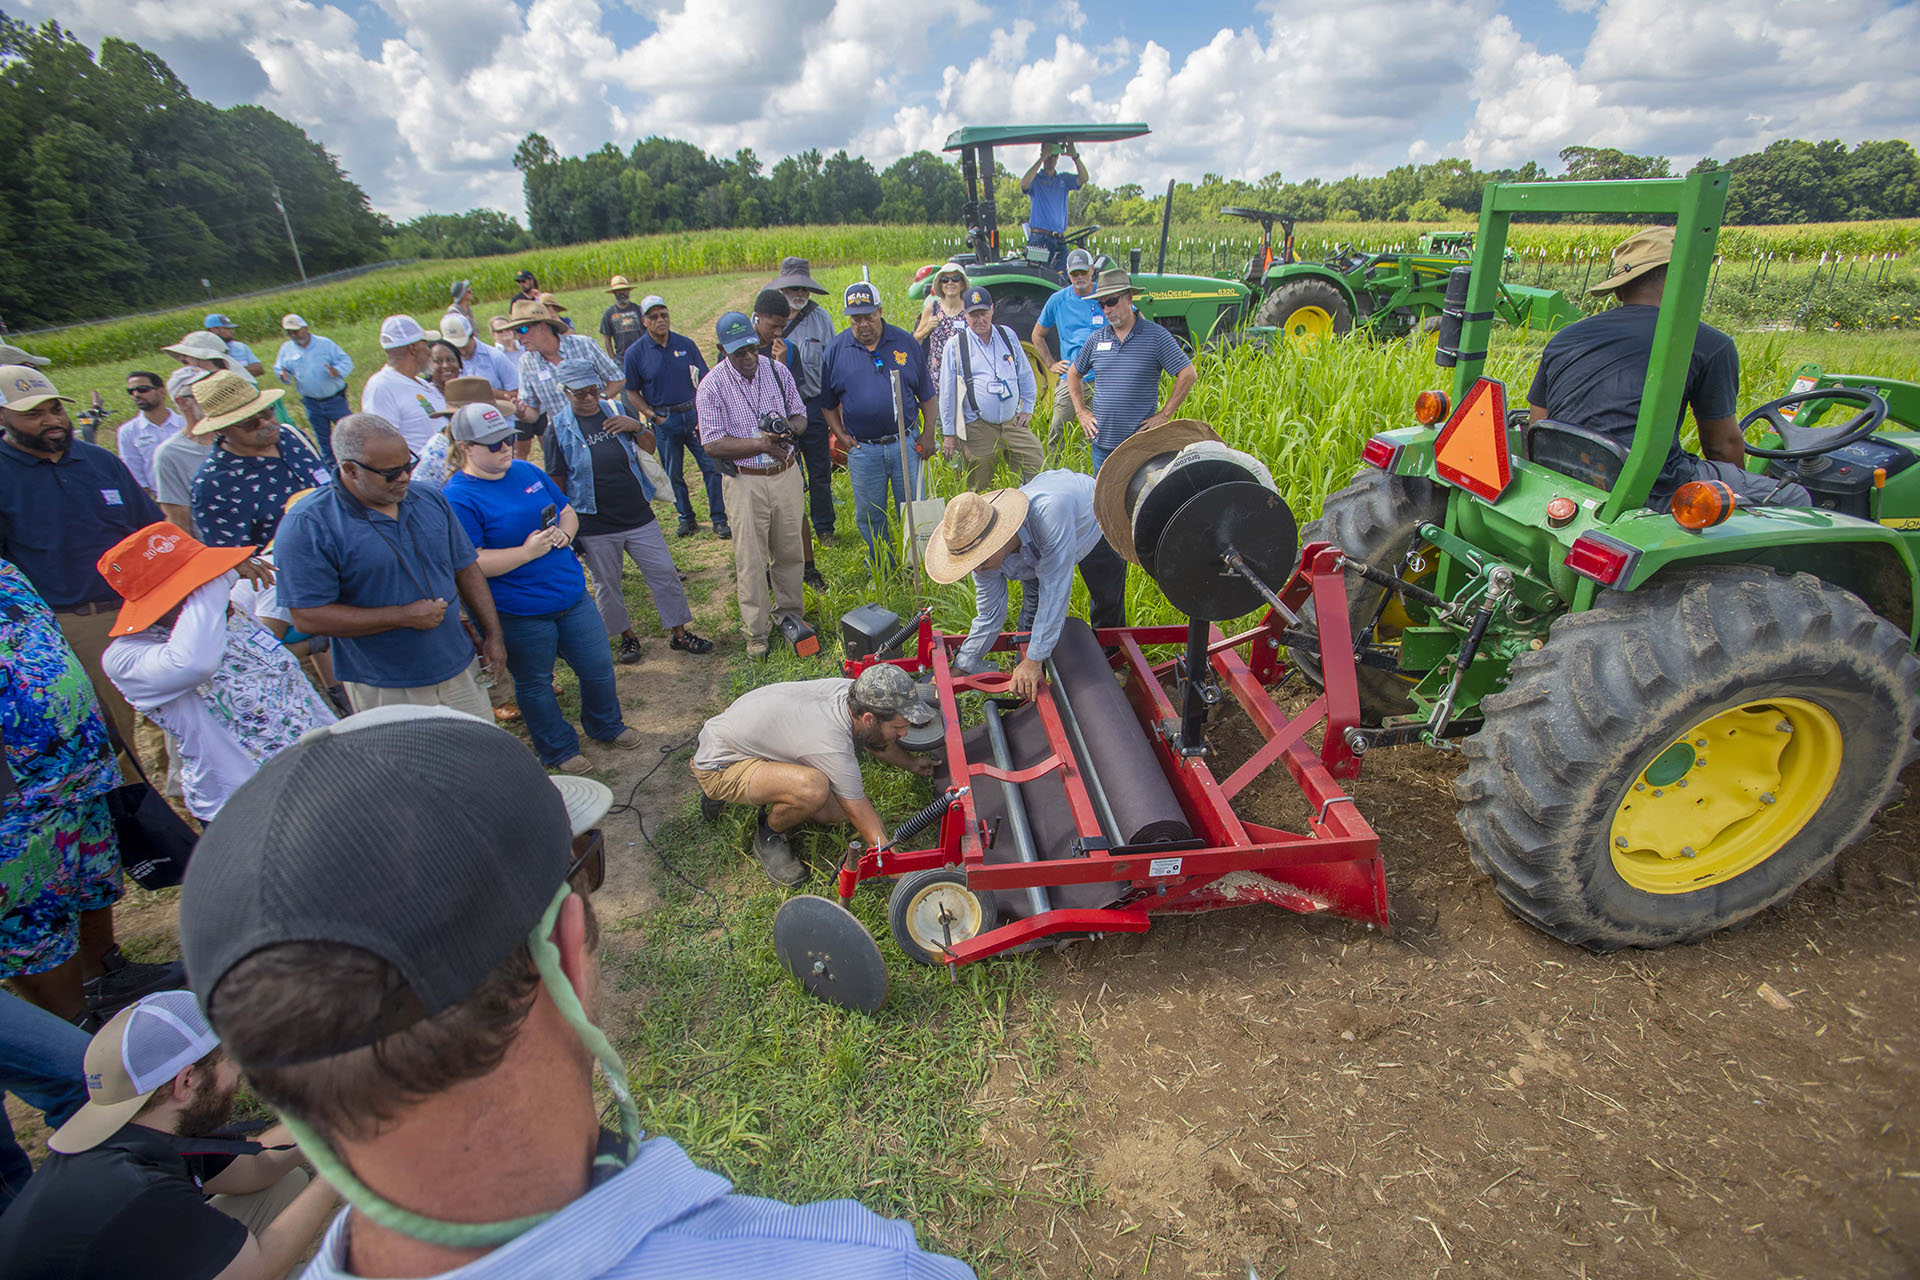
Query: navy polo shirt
1070 314 1192 452
274 482 479 688
820 323 935 441
622 331 708 411
0 437 164 610
444 462 586 616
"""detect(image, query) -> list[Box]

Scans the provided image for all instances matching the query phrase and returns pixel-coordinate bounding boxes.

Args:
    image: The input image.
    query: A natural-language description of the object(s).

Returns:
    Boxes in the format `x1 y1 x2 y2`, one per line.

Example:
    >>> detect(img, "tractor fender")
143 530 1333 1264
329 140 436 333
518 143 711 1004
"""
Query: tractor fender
1261 264 1360 312
1597 509 1920 642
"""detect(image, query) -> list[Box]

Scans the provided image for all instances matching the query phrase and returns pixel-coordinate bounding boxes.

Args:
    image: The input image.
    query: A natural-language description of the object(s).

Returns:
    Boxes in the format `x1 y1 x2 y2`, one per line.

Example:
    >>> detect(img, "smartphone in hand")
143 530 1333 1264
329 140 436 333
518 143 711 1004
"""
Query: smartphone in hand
540 503 557 530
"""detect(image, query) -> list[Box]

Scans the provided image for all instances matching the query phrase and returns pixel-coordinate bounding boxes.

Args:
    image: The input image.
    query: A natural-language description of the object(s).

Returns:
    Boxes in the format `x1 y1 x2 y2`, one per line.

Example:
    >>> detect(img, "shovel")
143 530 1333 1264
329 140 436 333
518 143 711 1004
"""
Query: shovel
891 370 946 590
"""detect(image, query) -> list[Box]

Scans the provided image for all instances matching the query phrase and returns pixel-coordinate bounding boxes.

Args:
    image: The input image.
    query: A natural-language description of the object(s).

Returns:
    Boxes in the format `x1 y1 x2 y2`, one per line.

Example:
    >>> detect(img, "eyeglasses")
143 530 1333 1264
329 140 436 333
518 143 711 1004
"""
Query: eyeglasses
480 437 516 453
565 386 601 397
344 451 419 481
568 829 605 894
1098 295 1131 309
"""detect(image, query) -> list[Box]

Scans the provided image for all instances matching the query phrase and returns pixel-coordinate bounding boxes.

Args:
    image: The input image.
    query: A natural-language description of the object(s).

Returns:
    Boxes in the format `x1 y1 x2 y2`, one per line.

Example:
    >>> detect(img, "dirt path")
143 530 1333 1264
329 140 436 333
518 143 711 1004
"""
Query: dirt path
974 732 1920 1279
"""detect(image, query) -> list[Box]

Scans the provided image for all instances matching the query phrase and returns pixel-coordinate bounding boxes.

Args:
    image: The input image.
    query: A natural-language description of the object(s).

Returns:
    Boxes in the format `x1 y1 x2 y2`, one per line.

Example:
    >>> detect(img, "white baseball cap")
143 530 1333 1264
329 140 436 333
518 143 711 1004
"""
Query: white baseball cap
379 315 428 349
440 313 475 345
48 991 220 1154
165 367 206 400
640 295 667 314
280 313 309 330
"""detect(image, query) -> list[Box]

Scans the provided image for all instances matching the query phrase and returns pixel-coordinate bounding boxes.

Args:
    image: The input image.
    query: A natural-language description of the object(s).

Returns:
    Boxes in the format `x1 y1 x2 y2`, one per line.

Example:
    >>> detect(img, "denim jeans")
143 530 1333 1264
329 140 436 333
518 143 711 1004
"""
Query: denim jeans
0 992 90 1210
846 436 920 565
657 409 726 528
497 592 629 764
1090 441 1115 475
795 399 836 537
300 391 351 465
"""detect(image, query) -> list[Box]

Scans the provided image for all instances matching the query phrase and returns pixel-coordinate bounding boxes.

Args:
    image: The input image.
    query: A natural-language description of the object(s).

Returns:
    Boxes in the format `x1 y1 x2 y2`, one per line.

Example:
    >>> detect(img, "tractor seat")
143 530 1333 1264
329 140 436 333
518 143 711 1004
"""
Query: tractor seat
1523 420 1628 492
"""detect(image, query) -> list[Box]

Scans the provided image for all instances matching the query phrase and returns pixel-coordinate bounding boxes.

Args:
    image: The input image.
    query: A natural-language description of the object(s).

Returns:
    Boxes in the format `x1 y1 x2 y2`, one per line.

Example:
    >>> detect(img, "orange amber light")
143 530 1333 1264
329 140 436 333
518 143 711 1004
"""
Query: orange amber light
1414 390 1451 425
1670 480 1736 531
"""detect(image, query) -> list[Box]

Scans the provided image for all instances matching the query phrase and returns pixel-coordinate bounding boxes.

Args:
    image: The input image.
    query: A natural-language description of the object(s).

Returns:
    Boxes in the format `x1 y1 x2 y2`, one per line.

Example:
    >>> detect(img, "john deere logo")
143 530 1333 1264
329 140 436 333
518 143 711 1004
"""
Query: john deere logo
143 533 182 560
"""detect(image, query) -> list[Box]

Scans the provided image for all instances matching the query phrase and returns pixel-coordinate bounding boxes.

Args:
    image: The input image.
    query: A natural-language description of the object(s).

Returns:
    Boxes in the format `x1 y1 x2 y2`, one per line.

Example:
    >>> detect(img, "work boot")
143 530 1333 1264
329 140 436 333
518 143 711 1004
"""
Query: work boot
555 755 594 775
700 794 722 823
753 811 806 887
616 635 642 664
713 521 732 540
677 518 698 537
602 728 644 750
84 947 186 1020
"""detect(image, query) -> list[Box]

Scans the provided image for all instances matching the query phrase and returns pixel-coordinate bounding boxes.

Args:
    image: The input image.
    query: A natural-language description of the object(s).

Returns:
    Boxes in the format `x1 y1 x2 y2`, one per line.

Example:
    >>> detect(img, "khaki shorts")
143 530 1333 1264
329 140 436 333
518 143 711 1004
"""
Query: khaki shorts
692 759 766 805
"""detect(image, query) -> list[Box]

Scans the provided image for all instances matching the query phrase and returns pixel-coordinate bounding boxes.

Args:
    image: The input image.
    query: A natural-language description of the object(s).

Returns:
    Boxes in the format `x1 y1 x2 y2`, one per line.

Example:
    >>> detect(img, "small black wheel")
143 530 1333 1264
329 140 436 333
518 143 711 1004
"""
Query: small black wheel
888 868 996 965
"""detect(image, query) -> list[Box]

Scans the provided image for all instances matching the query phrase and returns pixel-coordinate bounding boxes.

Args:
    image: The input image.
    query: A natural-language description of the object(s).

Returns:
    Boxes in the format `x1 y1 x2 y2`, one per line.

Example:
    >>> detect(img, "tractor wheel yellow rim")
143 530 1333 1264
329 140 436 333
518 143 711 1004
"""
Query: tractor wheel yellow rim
1376 545 1435 634
1282 305 1334 342
1608 698 1841 894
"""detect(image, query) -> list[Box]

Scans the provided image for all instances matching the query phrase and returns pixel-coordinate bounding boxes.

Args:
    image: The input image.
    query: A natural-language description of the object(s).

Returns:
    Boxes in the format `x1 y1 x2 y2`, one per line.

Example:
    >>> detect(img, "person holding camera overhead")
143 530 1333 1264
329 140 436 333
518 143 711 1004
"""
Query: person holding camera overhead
695 311 809 657
442 401 642 774
1021 142 1089 274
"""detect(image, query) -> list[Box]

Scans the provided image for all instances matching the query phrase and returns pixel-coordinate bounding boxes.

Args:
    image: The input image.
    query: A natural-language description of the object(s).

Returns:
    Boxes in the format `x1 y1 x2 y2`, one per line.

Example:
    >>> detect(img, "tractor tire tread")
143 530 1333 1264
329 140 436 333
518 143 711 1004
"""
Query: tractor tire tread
1457 566 1920 952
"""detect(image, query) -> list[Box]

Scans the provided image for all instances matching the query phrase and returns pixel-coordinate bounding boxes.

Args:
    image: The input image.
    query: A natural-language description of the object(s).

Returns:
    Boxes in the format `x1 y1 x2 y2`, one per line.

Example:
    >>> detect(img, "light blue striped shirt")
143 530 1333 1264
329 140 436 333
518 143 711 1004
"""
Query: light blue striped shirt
956 469 1102 666
274 335 354 400
937 323 1036 437
300 1133 975 1279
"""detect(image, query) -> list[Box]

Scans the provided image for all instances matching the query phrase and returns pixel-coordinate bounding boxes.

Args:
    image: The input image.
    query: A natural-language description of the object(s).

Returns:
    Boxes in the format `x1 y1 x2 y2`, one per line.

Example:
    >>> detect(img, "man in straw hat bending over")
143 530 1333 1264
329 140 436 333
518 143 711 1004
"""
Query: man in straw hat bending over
924 470 1126 700
1528 225 1810 512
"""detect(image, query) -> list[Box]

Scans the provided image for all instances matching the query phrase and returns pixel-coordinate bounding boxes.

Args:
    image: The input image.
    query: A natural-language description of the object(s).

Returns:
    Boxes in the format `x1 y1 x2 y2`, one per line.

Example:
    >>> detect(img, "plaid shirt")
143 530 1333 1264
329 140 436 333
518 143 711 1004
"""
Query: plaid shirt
695 356 804 471
517 335 620 420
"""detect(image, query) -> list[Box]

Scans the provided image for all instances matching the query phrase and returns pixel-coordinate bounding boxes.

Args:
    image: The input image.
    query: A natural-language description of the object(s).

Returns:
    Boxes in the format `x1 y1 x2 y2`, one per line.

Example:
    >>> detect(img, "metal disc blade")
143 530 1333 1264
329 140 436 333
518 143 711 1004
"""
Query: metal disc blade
773 895 889 1014
1153 482 1298 621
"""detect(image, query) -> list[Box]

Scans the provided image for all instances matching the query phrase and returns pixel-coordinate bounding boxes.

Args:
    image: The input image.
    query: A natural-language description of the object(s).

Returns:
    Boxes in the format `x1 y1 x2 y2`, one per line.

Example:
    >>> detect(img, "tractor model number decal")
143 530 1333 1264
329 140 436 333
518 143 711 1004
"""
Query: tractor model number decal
1138 290 1239 301
1148 857 1184 877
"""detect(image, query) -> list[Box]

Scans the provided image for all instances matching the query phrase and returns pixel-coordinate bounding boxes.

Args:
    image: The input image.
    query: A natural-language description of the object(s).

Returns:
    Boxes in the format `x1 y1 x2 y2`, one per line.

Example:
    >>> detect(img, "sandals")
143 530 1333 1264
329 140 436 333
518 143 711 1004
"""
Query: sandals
671 631 714 654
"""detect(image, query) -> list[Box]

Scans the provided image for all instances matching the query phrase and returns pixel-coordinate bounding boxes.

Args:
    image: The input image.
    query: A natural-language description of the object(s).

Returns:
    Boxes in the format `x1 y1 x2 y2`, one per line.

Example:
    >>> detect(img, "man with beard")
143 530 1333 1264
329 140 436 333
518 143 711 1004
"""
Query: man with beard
0 990 338 1279
691 662 934 886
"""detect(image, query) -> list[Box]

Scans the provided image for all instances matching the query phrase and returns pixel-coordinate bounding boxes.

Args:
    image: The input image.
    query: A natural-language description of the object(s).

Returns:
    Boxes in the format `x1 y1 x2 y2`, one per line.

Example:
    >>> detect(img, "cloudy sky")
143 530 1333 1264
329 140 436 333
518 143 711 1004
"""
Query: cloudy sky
30 0 1920 222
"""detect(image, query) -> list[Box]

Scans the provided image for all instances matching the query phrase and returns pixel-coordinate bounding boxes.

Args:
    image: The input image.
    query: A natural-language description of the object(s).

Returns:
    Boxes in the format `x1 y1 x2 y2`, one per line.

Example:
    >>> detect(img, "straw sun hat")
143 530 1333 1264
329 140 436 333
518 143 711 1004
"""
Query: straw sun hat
925 488 1031 585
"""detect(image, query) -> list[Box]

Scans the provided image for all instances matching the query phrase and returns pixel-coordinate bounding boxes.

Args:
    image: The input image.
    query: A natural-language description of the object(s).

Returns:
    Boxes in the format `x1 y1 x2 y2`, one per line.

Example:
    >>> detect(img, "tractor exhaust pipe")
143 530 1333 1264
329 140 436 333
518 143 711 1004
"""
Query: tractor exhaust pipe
1156 179 1175 274
1435 265 1471 368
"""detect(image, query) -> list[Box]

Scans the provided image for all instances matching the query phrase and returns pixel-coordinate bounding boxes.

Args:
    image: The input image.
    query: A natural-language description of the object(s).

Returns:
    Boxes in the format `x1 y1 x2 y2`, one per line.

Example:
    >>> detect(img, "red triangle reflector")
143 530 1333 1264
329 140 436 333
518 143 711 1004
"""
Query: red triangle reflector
1433 377 1511 503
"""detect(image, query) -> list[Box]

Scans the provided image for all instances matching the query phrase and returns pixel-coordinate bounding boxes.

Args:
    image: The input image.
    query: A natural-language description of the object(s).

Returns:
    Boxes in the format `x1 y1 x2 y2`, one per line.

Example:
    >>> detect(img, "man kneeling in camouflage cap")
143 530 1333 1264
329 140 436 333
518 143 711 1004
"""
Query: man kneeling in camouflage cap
691 664 936 885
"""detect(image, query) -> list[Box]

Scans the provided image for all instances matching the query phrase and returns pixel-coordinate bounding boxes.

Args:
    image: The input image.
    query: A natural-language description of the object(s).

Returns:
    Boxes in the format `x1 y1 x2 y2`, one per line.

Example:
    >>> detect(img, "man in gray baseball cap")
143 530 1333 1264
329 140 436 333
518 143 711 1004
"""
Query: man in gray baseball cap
180 706 972 1277
690 663 935 885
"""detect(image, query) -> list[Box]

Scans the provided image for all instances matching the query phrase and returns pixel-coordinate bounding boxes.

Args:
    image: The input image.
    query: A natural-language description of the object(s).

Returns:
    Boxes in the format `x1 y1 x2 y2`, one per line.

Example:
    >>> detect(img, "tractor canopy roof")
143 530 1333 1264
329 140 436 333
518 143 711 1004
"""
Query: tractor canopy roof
941 123 1150 150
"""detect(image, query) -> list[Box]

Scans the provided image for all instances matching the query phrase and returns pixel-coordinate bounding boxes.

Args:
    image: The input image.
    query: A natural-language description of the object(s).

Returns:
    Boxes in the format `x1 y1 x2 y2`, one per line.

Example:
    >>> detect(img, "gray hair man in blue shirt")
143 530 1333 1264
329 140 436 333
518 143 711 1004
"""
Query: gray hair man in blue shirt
936 286 1041 491
925 471 1126 699
1067 269 1197 474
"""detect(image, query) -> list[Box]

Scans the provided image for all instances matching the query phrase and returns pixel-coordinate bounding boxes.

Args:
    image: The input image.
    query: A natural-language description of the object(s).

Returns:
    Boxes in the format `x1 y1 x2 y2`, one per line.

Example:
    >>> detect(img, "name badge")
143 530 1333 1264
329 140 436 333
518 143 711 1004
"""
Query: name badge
1096 341 1114 351
987 379 1011 398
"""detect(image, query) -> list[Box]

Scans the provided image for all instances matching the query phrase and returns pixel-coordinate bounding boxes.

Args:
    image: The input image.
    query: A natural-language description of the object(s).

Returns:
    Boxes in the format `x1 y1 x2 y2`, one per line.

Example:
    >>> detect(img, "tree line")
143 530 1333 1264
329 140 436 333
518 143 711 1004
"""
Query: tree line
0 17 389 329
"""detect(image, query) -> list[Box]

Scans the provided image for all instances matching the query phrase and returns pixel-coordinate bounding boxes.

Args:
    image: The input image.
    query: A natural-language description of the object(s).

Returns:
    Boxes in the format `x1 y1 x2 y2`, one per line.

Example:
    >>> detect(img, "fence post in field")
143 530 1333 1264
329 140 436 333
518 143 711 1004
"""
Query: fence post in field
1796 253 1827 329
1706 255 1722 309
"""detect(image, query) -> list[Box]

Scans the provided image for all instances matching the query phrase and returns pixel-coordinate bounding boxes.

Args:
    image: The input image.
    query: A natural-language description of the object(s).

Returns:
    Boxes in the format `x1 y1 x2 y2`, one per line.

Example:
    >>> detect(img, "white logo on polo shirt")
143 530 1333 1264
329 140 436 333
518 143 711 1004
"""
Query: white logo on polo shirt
103 490 124 506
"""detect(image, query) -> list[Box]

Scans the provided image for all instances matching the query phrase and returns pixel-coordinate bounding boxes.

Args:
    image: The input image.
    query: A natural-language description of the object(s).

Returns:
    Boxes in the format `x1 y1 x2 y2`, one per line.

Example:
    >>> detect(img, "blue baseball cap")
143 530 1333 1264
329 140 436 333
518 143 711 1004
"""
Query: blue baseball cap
715 311 758 354
963 286 993 312
556 356 604 390
204 313 234 329
842 282 880 316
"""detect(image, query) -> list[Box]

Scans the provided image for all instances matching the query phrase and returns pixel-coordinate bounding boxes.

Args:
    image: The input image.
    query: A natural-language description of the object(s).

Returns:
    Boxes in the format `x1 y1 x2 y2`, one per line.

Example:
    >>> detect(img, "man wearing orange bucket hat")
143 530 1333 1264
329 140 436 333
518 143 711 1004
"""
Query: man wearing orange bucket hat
99 522 336 820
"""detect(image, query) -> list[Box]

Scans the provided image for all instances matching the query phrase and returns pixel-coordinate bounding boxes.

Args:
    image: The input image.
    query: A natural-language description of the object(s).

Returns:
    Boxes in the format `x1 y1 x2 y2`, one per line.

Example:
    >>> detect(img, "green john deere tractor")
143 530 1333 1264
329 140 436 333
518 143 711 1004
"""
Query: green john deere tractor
1303 170 1920 951
1218 206 1582 343
904 123 1251 392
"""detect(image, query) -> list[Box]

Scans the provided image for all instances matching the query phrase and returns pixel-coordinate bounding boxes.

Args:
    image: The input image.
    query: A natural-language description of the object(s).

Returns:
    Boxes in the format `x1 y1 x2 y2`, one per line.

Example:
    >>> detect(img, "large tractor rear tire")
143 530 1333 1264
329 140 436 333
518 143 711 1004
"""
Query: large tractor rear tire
1255 277 1355 342
1294 467 1449 724
1457 568 1920 951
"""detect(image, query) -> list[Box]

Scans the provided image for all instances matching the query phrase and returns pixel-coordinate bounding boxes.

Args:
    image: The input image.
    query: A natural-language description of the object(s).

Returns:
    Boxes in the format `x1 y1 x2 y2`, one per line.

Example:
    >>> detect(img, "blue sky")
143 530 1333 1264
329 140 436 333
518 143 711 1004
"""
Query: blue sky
28 0 1919 220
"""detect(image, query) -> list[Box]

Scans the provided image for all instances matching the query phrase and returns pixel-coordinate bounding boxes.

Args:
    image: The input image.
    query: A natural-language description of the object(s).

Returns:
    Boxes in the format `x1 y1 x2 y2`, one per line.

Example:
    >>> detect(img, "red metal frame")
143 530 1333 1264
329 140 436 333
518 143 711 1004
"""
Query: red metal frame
838 544 1388 964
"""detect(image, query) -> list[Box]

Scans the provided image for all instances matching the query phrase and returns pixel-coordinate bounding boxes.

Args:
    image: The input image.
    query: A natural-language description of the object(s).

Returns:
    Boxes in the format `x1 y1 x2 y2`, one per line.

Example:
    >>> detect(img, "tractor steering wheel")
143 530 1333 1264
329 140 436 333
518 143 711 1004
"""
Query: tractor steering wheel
1740 387 1889 461
1063 225 1101 248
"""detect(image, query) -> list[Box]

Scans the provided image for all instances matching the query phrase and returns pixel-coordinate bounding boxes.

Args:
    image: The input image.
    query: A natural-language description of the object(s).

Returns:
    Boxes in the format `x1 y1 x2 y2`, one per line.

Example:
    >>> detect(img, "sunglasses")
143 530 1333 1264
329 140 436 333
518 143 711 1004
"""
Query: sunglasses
1098 295 1130 309
513 324 537 335
938 275 964 284
127 385 162 396
565 385 602 397
344 451 419 481
480 437 516 453
568 828 605 894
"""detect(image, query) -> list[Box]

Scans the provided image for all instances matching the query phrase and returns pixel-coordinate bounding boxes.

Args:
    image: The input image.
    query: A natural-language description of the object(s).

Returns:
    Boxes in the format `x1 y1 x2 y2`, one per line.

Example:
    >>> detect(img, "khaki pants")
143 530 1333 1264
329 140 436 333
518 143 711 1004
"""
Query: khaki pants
723 466 805 648
957 418 1045 491
344 660 492 721
56 605 140 780
1048 378 1080 451
211 1167 308 1235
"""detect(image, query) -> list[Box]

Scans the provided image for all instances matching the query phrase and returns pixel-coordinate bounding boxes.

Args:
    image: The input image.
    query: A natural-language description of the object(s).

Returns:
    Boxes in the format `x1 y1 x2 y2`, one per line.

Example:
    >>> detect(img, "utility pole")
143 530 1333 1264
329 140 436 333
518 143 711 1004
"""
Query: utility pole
273 184 308 283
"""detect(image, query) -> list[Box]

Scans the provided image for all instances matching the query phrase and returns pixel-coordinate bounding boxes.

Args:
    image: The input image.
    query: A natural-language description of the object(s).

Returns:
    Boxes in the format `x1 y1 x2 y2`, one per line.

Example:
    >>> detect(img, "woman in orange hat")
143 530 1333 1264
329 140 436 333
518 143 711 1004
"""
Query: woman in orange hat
99 523 335 820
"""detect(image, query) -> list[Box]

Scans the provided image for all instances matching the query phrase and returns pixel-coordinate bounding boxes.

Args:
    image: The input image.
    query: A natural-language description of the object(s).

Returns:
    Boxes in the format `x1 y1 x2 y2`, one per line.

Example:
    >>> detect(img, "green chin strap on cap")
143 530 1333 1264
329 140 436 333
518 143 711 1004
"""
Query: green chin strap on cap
275 885 641 1249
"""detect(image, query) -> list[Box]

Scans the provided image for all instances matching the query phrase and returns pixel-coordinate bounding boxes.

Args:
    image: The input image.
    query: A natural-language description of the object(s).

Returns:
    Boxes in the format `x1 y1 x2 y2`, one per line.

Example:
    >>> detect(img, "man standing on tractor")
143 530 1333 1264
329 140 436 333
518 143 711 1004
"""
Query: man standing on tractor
1021 143 1087 274
1529 227 1811 511
1067 269 1197 473
1032 248 1106 452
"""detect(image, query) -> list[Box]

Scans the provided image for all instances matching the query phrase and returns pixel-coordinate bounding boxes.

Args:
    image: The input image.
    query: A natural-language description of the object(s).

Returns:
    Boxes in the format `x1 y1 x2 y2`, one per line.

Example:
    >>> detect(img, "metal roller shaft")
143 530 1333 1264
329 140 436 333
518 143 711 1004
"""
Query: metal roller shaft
1042 657 1121 843
982 701 1053 919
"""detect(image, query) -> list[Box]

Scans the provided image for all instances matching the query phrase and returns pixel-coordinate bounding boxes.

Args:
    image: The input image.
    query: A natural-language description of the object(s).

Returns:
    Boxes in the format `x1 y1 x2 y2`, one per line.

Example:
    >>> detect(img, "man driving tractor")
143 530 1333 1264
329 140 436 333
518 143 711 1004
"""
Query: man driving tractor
1528 226 1811 512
